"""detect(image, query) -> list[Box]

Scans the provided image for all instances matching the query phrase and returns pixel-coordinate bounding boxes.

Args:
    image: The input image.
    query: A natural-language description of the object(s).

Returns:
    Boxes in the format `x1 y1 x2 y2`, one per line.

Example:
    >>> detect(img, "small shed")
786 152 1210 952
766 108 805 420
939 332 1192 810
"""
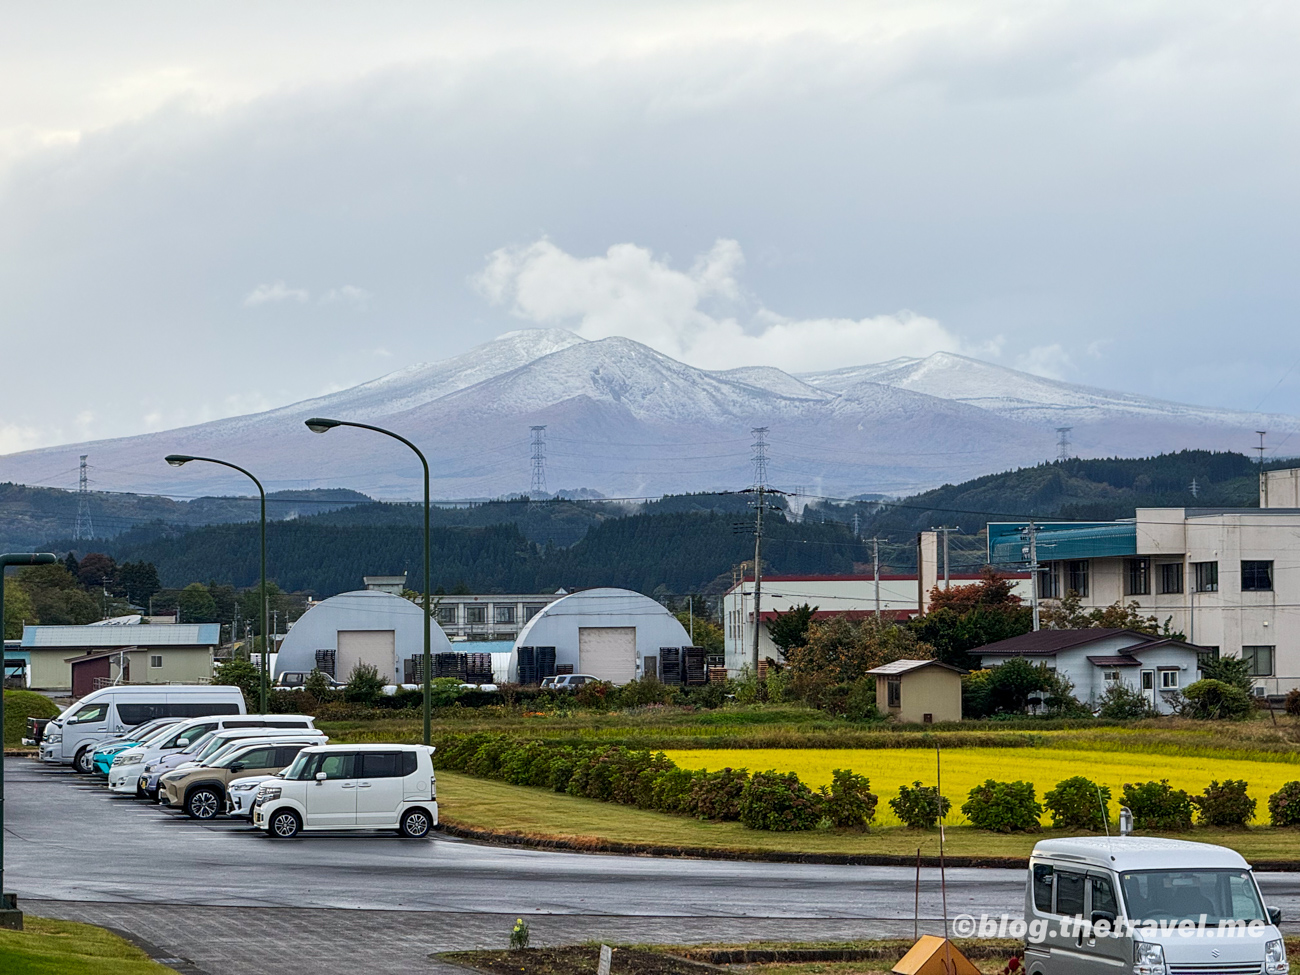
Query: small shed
866 659 965 724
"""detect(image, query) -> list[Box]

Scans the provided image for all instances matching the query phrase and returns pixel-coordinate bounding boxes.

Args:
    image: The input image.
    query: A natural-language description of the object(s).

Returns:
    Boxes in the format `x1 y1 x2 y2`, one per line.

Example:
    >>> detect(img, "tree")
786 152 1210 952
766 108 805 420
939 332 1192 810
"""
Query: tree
927 567 1025 613
1199 655 1253 693
964 657 1053 716
1040 591 1185 640
214 658 263 709
785 615 933 686
674 611 724 653
16 564 101 625
766 604 818 657
62 552 80 579
117 561 161 607
177 583 218 623
3 584 36 639
76 552 117 591
910 569 1032 669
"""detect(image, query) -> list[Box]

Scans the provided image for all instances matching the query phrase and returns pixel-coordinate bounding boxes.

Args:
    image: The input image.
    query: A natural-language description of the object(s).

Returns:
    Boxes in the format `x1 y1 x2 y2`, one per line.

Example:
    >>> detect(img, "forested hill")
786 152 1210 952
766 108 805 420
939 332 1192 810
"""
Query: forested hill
98 508 858 597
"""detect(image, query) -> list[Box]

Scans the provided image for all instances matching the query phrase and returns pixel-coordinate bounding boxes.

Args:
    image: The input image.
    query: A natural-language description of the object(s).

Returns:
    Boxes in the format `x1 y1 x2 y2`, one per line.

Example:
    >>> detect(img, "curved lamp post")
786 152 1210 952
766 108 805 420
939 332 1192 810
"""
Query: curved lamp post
165 455 268 714
1 551 57 930
304 417 431 746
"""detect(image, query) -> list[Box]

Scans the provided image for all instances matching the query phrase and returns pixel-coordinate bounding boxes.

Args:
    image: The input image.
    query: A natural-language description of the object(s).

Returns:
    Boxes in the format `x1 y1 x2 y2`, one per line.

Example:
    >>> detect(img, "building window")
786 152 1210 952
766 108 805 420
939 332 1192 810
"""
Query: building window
523 604 545 623
1196 645 1219 670
1241 646 1274 678
1066 561 1089 597
1037 565 1060 600
1158 563 1183 595
435 606 456 625
1241 561 1274 592
494 605 515 624
1193 561 1218 593
1160 670 1179 689
1102 670 1121 684
1125 559 1150 596
149 655 163 669
886 679 901 708
465 606 487 624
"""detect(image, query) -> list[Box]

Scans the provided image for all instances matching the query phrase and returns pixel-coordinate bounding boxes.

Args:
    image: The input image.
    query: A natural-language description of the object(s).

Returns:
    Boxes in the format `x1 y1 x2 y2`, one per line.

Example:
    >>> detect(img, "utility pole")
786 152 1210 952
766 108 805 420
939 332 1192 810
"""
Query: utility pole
870 537 883 618
932 526 957 590
1023 521 1041 632
750 426 769 675
1256 431 1268 507
688 595 694 645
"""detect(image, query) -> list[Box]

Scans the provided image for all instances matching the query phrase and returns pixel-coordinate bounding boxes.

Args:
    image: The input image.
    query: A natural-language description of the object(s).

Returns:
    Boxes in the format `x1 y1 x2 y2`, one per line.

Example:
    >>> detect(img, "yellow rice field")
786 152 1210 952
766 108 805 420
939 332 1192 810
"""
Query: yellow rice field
662 748 1300 828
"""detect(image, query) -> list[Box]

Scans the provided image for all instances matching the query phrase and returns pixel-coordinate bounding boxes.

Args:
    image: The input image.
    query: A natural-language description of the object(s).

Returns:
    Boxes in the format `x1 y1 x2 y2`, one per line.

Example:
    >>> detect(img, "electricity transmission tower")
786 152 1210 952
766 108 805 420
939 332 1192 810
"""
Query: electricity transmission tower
529 425 547 497
751 426 769 488
74 454 94 541
1055 426 1073 462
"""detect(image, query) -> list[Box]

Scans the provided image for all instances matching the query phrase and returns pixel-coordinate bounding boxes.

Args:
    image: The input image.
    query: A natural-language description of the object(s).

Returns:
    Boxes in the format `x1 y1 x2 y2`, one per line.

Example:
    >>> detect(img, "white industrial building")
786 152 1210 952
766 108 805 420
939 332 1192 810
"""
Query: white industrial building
722 535 1033 674
987 467 1300 698
508 588 691 684
275 590 454 685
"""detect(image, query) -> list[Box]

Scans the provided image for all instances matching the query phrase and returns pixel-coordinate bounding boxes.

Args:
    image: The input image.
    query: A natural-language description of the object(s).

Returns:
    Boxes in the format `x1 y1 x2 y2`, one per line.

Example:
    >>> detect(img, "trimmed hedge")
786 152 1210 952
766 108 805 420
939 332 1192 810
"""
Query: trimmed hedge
1121 780 1194 831
1268 781 1300 827
3 689 60 747
1042 776 1111 832
961 780 1042 833
890 782 950 829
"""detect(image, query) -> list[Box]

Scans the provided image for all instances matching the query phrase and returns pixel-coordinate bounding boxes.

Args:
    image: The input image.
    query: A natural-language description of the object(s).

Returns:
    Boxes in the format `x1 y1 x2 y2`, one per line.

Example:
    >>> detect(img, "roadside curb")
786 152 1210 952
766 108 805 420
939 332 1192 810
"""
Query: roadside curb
436 821 1027 868
436 822 1300 871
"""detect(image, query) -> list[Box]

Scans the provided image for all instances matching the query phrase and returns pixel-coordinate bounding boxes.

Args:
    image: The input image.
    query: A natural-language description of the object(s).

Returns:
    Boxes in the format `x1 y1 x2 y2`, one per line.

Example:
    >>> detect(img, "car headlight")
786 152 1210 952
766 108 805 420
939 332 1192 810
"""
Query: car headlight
230 781 261 791
1134 943 1166 975
118 751 142 764
46 733 62 743
255 786 281 804
1266 940 1287 975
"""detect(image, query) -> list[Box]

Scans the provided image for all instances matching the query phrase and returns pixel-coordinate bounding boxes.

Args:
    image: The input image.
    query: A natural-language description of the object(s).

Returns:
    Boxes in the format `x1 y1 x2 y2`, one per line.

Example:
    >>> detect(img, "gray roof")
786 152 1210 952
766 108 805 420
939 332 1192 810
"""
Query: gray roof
865 658 966 676
977 629 1149 656
23 623 220 648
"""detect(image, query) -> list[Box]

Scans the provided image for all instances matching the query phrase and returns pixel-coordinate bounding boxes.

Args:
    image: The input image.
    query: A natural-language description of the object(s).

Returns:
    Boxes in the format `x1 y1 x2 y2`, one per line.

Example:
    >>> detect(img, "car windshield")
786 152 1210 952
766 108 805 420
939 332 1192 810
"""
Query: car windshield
198 737 252 762
1120 870 1266 924
281 752 312 780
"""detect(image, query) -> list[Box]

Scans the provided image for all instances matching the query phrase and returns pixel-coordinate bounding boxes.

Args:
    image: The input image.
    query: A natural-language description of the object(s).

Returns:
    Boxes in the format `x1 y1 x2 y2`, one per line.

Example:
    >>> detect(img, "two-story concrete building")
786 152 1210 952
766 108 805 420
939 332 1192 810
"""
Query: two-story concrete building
988 469 1300 696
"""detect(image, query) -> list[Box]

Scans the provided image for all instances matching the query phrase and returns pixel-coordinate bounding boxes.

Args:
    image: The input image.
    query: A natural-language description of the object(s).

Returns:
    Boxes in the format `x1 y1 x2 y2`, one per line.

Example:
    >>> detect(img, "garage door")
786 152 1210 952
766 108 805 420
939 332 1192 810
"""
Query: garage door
336 630 396 683
578 626 637 684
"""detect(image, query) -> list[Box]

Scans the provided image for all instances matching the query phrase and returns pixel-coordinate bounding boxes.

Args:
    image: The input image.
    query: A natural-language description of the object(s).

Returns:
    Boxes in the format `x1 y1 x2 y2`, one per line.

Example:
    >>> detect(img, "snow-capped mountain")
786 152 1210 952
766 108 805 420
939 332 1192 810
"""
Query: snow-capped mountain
1 330 1295 502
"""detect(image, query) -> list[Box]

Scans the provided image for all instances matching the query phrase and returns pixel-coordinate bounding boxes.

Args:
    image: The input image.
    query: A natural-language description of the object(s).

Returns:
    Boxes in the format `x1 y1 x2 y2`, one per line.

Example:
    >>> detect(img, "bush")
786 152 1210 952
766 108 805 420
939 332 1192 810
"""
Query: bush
1096 683 1158 720
889 781 951 829
689 767 749 821
739 770 823 831
214 658 264 709
678 682 728 709
1192 780 1255 827
1180 679 1254 720
1268 781 1300 826
820 769 878 830
1042 776 1112 831
961 780 1043 833
3 689 60 747
343 662 386 704
1121 780 1194 831
572 680 613 710
615 678 677 709
650 767 700 815
1285 689 1300 717
303 668 337 702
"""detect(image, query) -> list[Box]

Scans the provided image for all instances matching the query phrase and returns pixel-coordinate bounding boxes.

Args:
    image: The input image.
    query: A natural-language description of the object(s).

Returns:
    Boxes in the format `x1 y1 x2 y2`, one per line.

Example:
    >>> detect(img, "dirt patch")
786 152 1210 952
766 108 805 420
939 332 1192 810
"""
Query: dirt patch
442 946 721 975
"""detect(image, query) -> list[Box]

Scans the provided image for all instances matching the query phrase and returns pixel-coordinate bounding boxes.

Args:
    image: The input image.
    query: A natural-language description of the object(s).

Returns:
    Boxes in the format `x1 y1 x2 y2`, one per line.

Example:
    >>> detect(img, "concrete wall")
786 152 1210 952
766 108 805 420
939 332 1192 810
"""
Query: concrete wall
125 648 215 685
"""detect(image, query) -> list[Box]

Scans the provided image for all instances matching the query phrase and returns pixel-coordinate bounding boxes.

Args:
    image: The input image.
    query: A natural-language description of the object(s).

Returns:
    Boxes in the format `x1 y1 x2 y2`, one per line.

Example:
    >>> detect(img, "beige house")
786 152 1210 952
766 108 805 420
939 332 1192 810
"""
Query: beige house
866 658 965 724
23 623 220 691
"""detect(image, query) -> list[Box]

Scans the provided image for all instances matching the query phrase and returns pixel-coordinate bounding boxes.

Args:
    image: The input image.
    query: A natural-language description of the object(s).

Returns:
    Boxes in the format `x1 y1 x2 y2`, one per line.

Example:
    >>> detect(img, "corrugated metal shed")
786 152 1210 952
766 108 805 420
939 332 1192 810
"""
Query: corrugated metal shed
21 623 220 648
987 521 1137 564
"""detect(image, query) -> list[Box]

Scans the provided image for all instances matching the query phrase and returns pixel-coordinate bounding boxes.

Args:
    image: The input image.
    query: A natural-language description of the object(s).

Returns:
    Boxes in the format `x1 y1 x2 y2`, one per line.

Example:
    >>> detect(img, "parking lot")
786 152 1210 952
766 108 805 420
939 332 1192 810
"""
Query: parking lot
9 757 1300 975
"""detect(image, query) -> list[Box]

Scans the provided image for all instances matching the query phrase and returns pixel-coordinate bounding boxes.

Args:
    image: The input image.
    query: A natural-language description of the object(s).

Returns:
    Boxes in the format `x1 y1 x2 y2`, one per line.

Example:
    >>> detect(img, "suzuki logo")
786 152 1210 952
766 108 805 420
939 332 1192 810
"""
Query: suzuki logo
1211 950 1221 958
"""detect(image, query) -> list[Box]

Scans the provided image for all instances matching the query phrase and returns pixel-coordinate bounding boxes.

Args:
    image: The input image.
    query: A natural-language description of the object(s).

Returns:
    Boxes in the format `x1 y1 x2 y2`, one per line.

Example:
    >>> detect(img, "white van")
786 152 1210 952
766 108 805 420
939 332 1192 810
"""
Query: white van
40 684 245 772
252 743 437 839
107 714 317 796
1025 837 1285 975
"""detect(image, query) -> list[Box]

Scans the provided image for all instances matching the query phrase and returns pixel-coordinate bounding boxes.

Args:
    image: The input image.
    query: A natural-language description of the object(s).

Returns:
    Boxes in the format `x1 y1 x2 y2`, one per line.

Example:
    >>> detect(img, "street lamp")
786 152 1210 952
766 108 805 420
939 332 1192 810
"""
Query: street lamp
165 455 269 714
304 416 432 746
1 551 57 931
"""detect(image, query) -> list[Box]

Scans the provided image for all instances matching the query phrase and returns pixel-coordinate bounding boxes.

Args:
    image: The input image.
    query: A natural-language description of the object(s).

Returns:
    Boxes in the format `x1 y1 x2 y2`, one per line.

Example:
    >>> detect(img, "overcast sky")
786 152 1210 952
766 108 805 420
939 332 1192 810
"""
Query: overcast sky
3 1 1299 464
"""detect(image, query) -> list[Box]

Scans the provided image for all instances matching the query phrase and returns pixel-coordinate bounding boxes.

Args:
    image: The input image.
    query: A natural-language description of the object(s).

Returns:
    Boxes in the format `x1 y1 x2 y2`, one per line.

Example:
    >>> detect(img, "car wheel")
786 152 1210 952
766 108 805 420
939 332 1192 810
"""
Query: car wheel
399 808 431 838
185 787 222 820
134 783 147 799
74 748 94 774
268 809 301 838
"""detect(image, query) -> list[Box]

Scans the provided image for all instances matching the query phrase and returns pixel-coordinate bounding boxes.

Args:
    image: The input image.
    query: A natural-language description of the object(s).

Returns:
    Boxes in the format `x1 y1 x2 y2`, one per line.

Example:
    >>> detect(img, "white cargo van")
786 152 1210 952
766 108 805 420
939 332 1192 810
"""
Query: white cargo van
40 684 245 772
251 743 437 838
1025 837 1285 975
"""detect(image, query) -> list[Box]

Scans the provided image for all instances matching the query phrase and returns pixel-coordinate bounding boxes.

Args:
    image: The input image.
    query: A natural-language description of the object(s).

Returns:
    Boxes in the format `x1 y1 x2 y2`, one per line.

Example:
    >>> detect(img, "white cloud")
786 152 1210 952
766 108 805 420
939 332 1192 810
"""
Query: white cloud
476 238 964 371
244 280 310 306
0 422 43 454
1015 344 1073 380
320 285 372 308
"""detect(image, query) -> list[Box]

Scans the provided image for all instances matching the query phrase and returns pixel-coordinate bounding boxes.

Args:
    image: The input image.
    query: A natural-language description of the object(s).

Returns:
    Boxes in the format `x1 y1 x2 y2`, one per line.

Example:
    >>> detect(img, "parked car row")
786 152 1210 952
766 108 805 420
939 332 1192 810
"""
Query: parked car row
29 683 438 838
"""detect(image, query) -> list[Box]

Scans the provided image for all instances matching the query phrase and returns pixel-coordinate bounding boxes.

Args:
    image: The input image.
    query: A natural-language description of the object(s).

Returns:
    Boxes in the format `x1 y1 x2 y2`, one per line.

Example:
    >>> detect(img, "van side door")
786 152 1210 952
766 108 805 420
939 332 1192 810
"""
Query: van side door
356 752 406 826
1081 872 1129 974
303 752 358 827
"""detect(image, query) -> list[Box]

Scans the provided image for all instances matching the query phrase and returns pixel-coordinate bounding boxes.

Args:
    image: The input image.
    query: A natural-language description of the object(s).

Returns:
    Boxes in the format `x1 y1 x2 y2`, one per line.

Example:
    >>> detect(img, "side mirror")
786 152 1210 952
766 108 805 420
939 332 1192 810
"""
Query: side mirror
1268 907 1282 925
315 771 327 783
229 763 245 772
1091 910 1117 926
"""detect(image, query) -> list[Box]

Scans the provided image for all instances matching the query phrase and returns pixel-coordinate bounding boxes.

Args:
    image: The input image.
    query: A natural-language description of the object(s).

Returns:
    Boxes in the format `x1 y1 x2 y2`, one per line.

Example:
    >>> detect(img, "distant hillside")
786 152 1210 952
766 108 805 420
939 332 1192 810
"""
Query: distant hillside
0 482 372 551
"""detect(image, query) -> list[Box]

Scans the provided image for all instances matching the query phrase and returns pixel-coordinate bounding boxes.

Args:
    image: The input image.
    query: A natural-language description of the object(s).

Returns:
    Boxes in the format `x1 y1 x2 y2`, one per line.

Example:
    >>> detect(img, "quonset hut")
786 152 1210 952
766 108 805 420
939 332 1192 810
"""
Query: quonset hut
275 590 454 685
508 588 692 685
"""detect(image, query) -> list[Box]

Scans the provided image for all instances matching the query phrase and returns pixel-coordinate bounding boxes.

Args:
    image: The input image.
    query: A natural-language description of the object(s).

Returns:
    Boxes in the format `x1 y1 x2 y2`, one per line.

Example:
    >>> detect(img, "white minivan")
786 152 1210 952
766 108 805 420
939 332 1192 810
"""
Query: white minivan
252 744 437 839
40 684 245 772
1025 837 1285 975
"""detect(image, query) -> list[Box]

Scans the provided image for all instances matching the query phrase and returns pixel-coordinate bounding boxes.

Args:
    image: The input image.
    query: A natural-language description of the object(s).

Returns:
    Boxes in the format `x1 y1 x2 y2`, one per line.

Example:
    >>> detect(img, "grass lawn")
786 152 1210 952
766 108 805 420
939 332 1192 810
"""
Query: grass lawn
663 747 1300 827
0 917 176 975
435 771 1300 861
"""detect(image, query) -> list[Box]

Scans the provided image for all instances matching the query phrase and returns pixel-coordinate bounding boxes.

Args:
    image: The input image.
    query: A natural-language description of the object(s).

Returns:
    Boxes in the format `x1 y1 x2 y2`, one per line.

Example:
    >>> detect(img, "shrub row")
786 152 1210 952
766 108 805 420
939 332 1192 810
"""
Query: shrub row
435 733 876 832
